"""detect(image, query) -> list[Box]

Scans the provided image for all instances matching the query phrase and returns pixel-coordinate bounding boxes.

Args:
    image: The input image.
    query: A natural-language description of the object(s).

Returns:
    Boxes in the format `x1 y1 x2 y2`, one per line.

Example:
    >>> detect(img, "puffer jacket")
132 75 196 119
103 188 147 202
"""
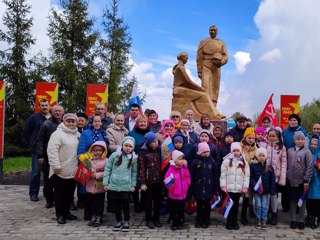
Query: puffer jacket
190 155 219 200
220 154 250 193
282 125 307 150
240 140 257 165
103 149 137 192
85 141 107 194
106 123 128 154
250 161 276 195
165 161 191 200
287 146 313 187
47 123 80 179
138 143 162 186
260 140 287 185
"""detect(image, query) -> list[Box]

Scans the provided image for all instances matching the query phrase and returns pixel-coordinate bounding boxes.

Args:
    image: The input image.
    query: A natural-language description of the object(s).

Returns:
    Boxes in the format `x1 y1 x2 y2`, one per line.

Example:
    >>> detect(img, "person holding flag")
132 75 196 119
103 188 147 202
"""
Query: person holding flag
250 147 276 230
220 142 250 230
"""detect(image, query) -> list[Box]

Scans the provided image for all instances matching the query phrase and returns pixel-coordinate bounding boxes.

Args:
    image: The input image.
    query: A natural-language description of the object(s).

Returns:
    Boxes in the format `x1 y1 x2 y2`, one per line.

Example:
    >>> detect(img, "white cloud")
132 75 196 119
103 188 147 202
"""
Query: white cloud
233 51 251 75
259 48 281 62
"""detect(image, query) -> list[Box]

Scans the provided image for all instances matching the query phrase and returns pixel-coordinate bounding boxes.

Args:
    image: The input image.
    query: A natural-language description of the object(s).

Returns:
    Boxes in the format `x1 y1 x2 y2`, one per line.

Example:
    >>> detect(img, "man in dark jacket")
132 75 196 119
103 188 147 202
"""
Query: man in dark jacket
87 102 112 130
36 105 64 207
23 99 51 201
229 115 248 142
124 103 140 131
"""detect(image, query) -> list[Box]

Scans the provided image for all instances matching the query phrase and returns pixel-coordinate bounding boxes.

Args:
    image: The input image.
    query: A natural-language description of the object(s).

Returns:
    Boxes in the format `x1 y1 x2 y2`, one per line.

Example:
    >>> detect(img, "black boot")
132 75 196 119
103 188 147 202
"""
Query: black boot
249 205 255 218
270 212 277 225
310 216 317 229
241 197 249 225
305 215 310 227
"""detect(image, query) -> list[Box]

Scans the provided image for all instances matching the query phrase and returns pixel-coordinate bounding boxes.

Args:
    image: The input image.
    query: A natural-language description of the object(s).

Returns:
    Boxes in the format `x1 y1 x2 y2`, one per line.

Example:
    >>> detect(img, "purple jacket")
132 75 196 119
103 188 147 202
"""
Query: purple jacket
165 161 191 200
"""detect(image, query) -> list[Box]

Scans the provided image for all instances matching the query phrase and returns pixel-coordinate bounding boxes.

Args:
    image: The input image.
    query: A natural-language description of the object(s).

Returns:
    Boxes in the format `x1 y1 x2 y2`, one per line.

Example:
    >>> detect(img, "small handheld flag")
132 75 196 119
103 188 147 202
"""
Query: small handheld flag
254 176 264 195
297 188 308 208
164 173 176 190
161 136 175 171
219 193 234 218
210 192 221 209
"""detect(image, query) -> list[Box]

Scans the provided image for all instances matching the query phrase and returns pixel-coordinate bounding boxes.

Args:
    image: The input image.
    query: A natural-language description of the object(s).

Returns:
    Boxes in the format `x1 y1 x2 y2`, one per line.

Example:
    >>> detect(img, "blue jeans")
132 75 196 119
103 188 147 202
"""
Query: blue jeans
29 153 41 196
254 193 270 221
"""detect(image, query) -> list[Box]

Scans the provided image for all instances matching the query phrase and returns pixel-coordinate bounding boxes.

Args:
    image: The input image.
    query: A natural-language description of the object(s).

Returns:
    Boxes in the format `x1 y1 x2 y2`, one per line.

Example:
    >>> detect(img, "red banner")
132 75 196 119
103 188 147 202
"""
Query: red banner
0 81 5 159
256 93 279 127
280 95 300 130
35 82 58 113
86 84 108 117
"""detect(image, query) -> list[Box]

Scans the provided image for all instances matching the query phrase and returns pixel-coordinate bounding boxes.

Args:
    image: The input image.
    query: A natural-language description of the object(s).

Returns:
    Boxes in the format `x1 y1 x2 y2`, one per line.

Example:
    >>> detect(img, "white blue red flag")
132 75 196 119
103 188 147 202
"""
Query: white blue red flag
164 173 176 190
254 176 264 195
125 87 142 117
161 137 175 171
219 193 234 218
210 192 221 209
298 189 308 207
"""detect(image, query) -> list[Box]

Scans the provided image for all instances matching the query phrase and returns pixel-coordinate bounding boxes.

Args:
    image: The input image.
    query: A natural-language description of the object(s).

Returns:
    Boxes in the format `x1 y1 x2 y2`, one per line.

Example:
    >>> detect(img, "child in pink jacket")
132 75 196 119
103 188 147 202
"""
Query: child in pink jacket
164 150 191 231
85 141 107 227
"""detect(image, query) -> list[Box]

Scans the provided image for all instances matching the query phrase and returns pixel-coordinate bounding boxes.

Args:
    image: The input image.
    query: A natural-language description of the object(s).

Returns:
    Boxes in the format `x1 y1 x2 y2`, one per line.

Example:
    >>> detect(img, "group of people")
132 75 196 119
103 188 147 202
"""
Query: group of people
23 99 320 232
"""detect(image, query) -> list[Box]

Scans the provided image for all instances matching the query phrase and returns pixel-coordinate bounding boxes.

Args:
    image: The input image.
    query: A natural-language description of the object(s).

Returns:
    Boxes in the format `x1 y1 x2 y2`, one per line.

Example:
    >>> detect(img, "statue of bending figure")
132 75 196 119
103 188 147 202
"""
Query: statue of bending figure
171 52 225 120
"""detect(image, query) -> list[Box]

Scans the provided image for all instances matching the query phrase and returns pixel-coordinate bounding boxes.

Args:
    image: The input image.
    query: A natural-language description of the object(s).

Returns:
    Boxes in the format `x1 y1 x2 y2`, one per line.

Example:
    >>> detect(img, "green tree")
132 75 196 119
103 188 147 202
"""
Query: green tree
47 0 100 112
300 98 320 132
0 0 37 156
99 0 137 113
231 112 244 121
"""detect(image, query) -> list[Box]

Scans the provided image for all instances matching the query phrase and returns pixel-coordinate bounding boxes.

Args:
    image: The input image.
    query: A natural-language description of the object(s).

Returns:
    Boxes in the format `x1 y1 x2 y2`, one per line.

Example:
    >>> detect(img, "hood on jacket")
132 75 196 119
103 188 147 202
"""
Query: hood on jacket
88 141 107 158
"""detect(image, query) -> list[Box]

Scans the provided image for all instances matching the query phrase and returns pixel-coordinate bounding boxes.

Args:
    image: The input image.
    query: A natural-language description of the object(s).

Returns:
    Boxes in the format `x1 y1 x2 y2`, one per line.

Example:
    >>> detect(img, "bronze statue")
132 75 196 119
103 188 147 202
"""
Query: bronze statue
197 25 228 106
171 52 225 120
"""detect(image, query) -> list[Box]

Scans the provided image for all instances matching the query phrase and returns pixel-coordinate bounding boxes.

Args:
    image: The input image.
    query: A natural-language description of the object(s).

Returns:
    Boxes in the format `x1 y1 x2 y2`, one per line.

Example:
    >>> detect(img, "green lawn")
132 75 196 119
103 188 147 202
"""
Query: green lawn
3 157 31 173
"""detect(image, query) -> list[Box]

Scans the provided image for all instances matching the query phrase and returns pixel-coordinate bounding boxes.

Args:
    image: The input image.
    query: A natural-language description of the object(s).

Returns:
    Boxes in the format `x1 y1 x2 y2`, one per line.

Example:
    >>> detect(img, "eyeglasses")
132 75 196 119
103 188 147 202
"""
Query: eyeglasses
171 116 180 118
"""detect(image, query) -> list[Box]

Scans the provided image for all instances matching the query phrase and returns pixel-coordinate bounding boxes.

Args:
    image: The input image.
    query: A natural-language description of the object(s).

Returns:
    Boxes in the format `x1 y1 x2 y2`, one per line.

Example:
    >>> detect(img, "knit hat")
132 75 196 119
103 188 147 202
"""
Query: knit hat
180 119 190 125
197 142 210 155
289 114 301 125
231 142 242 153
310 134 319 143
199 129 211 137
294 131 305 140
122 136 135 148
224 131 234 139
76 112 88 119
256 147 267 158
255 127 265 135
185 109 194 117
144 132 157 145
243 127 255 139
172 150 185 162
173 135 184 144
63 113 78 122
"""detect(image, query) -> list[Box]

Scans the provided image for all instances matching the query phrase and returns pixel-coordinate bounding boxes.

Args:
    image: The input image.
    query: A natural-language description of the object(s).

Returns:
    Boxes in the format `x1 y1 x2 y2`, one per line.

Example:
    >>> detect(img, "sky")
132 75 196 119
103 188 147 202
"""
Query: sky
1 0 320 120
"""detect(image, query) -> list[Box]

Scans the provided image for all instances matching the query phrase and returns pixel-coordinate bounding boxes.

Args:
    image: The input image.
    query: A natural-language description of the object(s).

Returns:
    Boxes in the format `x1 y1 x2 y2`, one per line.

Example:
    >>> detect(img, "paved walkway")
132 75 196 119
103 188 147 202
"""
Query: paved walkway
0 185 319 240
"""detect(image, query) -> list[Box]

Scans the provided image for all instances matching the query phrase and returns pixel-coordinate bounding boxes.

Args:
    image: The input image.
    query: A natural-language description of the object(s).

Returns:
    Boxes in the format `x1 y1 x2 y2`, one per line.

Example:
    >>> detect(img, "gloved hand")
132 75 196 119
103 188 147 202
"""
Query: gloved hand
221 186 227 192
242 187 248 193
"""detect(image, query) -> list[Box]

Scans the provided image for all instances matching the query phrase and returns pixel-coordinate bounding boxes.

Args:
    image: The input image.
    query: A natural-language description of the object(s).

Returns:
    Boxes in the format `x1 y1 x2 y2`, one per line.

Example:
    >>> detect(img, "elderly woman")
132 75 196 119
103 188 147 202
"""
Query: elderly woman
106 113 128 154
194 114 214 137
47 114 80 224
156 120 175 145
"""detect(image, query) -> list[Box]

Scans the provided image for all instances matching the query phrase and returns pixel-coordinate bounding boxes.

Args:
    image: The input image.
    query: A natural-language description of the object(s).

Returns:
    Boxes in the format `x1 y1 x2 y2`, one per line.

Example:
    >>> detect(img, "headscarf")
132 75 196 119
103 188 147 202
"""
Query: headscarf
160 119 175 138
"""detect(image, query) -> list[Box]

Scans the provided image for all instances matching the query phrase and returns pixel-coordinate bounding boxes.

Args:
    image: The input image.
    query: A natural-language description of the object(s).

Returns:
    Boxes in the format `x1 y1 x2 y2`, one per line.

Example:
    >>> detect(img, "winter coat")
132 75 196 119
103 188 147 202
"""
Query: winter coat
87 115 113 131
149 121 162 133
77 128 109 155
47 123 80 179
308 141 320 199
287 146 313 187
138 143 162 186
128 127 150 154
194 122 214 137
36 117 60 160
260 140 287 185
219 142 231 161
172 135 192 166
211 136 224 149
190 142 221 165
190 155 219 200
250 161 276 195
165 161 191 200
23 113 48 153
229 125 247 142
220 154 250 193
174 129 199 145
103 150 137 192
240 140 257 165
282 125 307 150
106 123 128 154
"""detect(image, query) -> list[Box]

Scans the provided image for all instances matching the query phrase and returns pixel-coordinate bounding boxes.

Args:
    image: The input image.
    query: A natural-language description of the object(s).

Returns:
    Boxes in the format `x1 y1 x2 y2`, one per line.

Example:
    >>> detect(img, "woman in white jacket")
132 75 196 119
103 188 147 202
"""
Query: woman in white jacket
220 142 250 230
47 113 80 224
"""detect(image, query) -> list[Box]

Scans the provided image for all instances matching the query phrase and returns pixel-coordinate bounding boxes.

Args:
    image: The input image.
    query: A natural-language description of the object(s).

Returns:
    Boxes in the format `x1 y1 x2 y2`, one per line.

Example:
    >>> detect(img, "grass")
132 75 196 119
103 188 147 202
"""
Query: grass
3 157 31 173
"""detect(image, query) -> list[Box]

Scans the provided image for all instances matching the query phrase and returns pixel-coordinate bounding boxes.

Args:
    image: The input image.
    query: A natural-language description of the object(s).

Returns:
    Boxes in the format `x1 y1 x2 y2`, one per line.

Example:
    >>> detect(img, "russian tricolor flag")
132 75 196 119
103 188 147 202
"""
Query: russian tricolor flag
210 192 221 209
254 176 263 195
298 189 308 207
219 193 233 218
164 173 176 190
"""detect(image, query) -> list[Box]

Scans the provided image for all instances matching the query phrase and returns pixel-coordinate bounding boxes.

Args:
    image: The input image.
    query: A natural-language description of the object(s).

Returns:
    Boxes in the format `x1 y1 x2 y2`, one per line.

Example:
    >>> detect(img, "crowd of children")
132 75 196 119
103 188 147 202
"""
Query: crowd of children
52 111 320 233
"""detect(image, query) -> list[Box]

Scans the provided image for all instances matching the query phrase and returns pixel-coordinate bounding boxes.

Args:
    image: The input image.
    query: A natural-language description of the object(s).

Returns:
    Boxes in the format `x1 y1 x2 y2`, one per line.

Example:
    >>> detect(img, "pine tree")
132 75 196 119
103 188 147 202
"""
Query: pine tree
0 0 36 156
99 0 138 113
47 0 99 112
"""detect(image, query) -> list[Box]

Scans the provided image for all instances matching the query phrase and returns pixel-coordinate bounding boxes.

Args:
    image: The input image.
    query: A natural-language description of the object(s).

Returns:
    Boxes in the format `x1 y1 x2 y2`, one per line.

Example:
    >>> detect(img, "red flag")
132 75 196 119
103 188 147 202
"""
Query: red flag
74 162 91 186
256 93 278 127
